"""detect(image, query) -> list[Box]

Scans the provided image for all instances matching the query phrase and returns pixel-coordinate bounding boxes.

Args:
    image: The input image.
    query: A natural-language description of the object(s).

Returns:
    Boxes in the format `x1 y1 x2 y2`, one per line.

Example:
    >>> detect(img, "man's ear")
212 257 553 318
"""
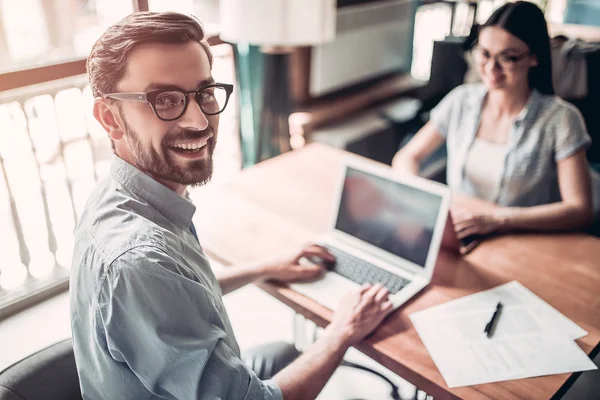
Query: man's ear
93 99 125 141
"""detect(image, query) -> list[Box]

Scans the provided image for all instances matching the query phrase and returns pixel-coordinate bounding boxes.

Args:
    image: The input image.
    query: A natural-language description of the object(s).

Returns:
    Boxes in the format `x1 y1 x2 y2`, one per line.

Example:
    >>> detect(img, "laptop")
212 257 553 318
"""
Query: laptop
290 157 451 311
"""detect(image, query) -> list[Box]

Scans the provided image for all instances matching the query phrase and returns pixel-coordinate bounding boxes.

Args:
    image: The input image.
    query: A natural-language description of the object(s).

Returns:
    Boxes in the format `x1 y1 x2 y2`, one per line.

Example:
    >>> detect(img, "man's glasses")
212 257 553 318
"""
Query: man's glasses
104 83 234 121
471 47 530 70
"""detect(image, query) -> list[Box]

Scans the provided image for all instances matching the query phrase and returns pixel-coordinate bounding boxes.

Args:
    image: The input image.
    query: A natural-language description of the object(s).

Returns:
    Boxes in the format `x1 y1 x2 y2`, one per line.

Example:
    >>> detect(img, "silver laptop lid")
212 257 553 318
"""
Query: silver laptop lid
330 157 450 279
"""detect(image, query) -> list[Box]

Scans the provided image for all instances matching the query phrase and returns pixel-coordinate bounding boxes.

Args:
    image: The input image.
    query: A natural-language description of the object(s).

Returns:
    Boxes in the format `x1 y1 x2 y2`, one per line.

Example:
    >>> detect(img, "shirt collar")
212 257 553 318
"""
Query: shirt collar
467 84 541 123
110 155 196 229
514 88 541 123
466 84 488 109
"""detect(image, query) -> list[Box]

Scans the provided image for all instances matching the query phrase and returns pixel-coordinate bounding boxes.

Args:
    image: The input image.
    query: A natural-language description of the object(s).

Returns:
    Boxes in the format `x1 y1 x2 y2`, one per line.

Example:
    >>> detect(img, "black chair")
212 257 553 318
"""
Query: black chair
0 339 81 400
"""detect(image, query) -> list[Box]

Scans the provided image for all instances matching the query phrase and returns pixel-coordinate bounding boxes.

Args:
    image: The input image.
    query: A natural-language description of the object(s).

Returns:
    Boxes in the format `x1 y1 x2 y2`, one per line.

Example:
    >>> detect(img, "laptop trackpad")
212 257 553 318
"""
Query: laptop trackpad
289 272 358 311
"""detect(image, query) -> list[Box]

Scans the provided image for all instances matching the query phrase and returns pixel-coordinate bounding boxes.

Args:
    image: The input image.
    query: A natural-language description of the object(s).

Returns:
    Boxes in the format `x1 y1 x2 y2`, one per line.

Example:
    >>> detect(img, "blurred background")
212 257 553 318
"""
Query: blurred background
2 2 600 398
1 0 599 361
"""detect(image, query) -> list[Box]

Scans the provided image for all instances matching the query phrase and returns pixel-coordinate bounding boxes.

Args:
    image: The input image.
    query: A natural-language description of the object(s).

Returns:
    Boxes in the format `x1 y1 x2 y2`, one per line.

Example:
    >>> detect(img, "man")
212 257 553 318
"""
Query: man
71 11 392 400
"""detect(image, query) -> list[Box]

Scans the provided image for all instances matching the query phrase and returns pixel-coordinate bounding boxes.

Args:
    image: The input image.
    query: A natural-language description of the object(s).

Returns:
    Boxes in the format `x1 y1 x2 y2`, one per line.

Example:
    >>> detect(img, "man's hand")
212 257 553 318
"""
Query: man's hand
263 244 334 283
273 283 393 400
217 244 334 294
325 283 393 346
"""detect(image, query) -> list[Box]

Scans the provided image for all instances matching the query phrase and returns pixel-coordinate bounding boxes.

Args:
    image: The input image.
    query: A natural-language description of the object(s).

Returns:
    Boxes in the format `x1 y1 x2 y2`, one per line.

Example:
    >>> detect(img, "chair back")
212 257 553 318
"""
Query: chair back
0 339 81 400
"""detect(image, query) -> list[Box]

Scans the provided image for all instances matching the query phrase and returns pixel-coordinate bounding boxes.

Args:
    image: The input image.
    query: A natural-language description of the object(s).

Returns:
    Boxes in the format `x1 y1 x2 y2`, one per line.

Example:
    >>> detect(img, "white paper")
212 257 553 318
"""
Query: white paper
414 281 587 339
410 282 597 388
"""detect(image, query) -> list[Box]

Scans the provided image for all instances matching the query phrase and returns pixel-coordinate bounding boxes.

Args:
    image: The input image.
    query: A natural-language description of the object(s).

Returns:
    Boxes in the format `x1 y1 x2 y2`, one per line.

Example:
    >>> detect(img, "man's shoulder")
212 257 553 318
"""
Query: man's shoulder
72 177 170 275
75 213 167 266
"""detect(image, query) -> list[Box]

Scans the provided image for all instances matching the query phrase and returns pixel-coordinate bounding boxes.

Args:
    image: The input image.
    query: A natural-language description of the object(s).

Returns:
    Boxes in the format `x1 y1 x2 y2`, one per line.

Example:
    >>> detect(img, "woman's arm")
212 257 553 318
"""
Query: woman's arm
499 149 593 231
391 121 445 175
453 150 593 237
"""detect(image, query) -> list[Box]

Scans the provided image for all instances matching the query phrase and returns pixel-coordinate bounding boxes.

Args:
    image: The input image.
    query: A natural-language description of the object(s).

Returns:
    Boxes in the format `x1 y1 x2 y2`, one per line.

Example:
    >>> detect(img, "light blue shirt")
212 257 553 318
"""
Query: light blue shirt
431 83 592 207
70 156 282 400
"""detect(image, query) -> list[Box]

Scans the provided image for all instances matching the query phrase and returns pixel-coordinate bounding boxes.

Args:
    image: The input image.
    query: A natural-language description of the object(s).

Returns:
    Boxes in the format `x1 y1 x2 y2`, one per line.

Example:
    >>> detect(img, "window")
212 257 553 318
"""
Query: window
0 0 133 72
148 0 220 34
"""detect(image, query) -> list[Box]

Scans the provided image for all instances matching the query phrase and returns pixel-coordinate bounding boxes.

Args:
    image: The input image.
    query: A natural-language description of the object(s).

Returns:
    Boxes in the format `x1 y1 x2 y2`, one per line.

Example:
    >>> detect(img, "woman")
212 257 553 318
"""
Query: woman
392 1 594 248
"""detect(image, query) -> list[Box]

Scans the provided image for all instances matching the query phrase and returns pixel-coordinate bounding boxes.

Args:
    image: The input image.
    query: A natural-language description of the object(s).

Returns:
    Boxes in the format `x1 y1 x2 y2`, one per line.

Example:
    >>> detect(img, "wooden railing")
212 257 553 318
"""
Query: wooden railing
0 74 110 319
0 0 154 325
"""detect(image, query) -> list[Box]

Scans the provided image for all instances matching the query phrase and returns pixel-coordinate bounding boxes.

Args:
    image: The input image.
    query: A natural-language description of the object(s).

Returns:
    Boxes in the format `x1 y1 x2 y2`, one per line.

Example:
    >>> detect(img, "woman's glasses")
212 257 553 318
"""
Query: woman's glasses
471 47 530 70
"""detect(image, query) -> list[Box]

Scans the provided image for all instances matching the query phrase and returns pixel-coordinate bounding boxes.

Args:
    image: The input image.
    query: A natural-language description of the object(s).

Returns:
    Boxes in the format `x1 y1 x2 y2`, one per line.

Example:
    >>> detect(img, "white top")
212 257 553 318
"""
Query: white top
464 138 507 202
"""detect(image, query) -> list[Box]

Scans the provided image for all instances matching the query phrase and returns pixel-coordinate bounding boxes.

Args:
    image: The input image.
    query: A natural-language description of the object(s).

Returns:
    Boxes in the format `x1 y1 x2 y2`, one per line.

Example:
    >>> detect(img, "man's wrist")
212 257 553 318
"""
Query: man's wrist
322 325 353 351
231 262 275 282
254 261 280 281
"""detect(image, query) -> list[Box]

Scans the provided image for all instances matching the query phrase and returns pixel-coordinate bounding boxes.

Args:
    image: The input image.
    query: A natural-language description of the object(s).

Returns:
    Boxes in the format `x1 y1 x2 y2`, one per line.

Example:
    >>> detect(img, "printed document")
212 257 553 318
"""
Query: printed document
410 281 597 387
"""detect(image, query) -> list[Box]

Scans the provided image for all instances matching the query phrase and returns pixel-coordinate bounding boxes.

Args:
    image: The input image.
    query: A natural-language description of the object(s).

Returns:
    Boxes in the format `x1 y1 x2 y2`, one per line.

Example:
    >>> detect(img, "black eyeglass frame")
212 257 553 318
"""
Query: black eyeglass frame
104 83 234 121
470 46 531 69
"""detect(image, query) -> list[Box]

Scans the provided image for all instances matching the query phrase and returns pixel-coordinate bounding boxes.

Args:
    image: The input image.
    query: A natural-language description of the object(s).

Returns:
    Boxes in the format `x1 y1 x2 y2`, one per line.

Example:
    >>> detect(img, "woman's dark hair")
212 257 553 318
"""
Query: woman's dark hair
466 1 554 95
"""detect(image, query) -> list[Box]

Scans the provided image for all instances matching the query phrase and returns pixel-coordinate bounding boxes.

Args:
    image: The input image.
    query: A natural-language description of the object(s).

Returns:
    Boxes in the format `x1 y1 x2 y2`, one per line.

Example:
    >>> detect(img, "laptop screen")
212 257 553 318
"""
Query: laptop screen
335 167 442 268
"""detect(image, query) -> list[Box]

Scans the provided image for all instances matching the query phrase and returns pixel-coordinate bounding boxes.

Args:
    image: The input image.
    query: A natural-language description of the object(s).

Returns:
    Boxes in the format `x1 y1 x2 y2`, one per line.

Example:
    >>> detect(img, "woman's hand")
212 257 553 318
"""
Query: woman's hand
452 209 507 240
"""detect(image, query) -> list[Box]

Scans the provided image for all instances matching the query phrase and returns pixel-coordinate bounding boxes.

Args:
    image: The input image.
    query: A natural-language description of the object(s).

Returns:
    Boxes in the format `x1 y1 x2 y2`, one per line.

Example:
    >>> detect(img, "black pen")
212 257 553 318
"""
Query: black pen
484 302 503 338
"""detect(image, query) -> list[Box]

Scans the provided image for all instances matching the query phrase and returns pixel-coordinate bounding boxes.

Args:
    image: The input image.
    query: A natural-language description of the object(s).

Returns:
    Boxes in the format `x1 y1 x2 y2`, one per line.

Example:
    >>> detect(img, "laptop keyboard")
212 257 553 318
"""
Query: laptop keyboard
325 246 411 294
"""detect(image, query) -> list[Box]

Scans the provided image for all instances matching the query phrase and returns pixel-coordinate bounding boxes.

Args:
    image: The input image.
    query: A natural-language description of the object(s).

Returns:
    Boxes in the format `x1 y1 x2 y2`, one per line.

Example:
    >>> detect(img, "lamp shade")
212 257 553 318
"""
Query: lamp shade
219 0 336 46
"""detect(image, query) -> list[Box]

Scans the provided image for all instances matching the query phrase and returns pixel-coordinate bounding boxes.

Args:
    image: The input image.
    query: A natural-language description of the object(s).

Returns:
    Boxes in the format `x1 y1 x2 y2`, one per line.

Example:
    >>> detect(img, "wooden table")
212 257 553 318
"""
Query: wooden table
193 144 600 400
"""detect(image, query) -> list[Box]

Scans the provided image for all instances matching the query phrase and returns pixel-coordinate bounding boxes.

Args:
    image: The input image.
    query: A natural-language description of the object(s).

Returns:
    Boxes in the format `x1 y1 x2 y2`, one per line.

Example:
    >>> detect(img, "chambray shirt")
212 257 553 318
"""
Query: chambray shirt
431 83 592 207
70 156 282 400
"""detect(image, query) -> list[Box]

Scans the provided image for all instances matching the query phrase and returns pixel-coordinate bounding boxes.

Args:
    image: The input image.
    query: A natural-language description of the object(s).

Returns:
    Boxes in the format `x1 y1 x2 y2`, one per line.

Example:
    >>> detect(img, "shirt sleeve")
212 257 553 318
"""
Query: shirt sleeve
554 102 592 162
428 85 466 138
96 245 283 400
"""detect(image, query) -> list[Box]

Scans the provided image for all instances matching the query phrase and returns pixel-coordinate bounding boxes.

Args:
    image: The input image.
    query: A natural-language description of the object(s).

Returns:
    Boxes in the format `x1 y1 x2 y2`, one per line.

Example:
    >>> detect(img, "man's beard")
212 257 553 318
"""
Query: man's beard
121 114 215 187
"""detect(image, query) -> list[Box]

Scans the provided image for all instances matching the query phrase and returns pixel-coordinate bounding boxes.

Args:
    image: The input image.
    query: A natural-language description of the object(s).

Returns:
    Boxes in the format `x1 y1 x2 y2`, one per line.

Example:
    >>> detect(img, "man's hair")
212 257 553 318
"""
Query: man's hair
87 12 213 98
